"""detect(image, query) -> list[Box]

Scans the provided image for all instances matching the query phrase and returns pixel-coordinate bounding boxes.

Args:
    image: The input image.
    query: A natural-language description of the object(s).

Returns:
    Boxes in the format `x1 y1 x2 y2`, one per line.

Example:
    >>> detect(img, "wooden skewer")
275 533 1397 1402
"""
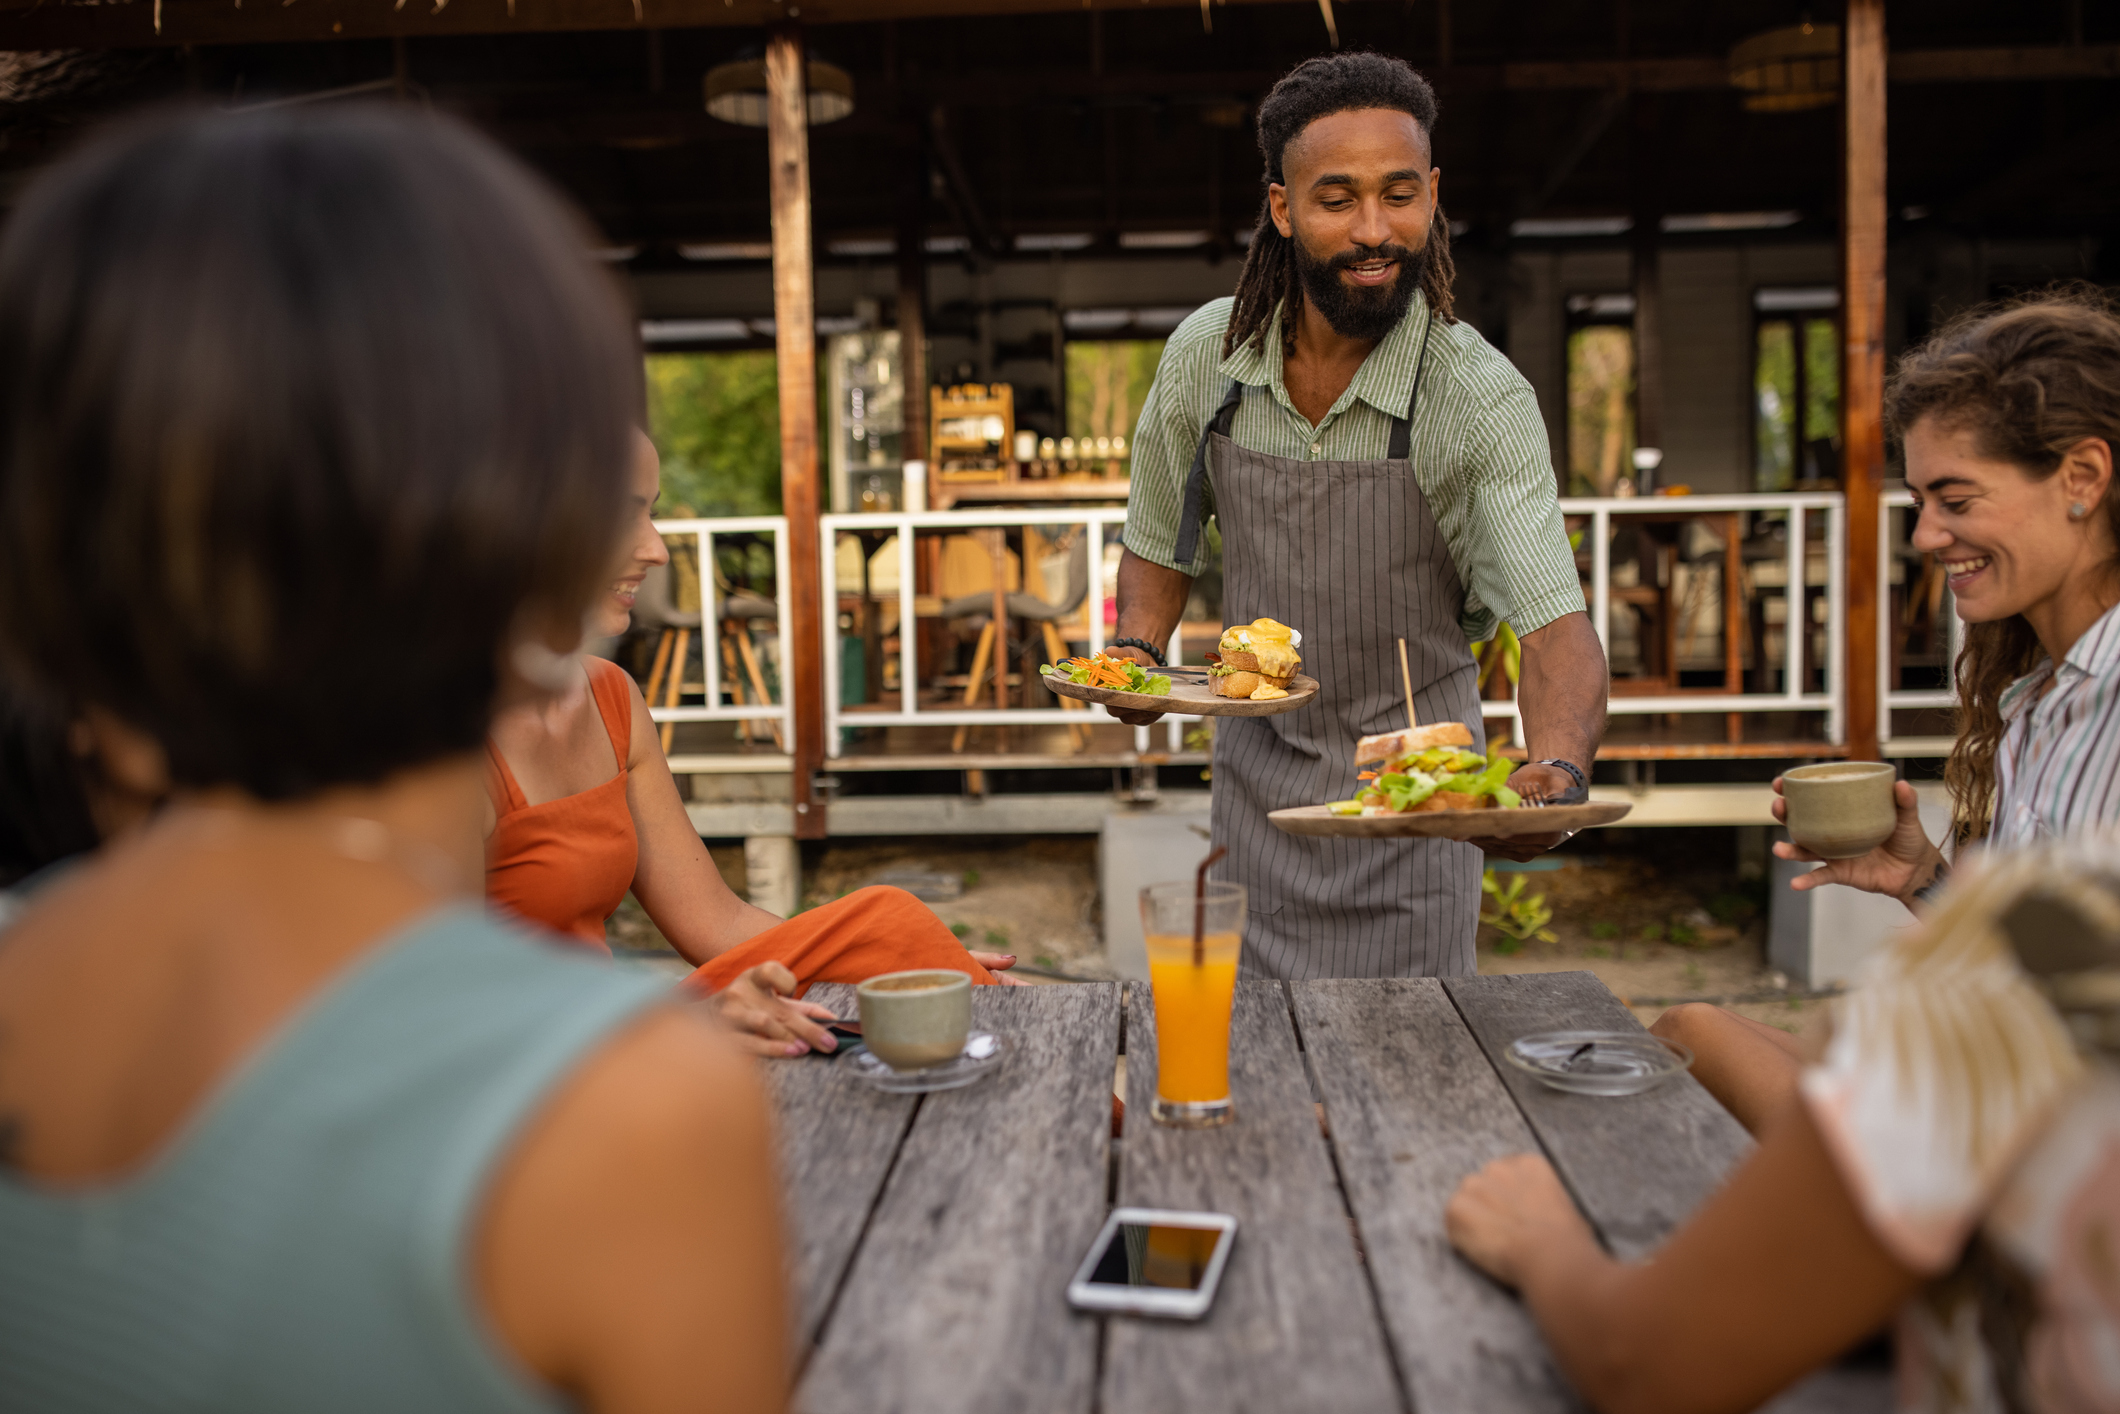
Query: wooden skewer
1397 637 1417 728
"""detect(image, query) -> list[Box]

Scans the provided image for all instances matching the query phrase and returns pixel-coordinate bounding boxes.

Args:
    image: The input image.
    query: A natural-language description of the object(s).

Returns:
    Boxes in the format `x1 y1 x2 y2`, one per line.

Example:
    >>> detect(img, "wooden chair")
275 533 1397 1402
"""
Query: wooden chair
945 528 1092 752
637 563 784 754
719 586 785 752
636 563 700 753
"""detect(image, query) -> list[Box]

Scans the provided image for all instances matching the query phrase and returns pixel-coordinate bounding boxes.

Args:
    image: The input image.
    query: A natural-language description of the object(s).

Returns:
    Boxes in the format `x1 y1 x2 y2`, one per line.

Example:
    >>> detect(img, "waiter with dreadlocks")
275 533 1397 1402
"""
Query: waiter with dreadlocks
1108 52 1608 980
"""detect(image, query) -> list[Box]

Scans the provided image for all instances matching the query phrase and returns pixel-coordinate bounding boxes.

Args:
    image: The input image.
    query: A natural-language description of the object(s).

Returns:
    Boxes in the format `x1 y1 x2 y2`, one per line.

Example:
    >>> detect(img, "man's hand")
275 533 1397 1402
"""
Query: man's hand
1104 645 1170 725
1457 762 1575 861
1109 548 1194 725
712 961 840 1058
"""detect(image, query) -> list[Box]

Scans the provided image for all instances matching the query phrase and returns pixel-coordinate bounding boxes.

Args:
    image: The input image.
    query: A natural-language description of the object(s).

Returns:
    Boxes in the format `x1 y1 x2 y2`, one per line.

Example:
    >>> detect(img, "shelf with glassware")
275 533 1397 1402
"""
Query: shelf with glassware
927 382 1132 509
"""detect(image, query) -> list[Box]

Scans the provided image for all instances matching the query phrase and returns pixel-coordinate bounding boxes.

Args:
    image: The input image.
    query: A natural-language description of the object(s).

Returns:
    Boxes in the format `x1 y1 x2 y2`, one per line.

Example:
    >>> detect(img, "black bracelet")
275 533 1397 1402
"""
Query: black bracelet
1911 858 1952 908
1107 636 1166 666
1536 758 1588 793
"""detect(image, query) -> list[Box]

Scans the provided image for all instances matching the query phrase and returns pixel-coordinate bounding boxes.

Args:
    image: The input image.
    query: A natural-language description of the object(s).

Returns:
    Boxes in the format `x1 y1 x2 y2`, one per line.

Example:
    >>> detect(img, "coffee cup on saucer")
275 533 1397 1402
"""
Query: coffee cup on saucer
855 969 972 1071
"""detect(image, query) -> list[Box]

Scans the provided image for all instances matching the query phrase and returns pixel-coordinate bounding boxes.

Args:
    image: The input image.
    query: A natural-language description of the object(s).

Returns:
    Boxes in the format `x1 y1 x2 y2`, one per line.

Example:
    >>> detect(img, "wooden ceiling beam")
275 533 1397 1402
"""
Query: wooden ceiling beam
0 0 1311 51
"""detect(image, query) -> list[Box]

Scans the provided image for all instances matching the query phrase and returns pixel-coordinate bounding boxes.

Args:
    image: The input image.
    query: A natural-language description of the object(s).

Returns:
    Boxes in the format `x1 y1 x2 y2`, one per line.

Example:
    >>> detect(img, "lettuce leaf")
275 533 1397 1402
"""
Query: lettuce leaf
1376 769 1439 812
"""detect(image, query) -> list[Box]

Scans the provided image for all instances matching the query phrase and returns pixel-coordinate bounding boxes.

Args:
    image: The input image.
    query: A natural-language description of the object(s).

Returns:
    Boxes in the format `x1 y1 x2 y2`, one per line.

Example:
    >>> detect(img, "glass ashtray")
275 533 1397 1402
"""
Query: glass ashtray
1503 1030 1694 1096
846 1031 1006 1094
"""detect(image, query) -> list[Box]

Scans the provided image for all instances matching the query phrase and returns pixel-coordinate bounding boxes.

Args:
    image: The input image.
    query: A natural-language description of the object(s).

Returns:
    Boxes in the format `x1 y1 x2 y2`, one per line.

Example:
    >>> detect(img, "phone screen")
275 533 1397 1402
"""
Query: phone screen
1083 1221 1230 1292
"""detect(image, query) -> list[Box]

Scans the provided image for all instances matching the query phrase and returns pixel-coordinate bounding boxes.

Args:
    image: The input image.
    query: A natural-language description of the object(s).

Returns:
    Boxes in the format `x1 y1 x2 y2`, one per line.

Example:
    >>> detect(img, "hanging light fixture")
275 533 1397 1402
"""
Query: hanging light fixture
704 54 855 127
1729 20 1840 112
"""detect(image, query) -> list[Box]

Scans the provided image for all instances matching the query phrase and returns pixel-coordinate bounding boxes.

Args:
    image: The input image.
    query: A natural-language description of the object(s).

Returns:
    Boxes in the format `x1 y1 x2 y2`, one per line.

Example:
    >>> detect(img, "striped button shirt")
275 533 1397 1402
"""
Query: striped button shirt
1992 601 2120 848
1121 292 1585 641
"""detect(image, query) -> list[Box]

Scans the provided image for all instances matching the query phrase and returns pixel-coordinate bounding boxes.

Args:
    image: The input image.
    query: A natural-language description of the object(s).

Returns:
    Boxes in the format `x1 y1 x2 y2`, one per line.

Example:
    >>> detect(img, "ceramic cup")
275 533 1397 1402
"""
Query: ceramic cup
856 969 972 1071
1781 762 1898 859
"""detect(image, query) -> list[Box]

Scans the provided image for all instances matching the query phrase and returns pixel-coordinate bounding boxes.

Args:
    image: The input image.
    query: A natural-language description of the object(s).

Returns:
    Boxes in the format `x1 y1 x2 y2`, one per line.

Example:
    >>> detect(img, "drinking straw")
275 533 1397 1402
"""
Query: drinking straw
1398 637 1417 727
1193 843 1228 966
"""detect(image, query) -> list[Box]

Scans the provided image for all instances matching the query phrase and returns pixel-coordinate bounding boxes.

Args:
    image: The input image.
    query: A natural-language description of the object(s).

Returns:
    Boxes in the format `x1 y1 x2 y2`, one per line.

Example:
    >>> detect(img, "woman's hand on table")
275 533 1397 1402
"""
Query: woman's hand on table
969 949 1030 985
1771 776 1945 910
714 962 841 1058
1459 763 1576 862
1445 1152 1599 1289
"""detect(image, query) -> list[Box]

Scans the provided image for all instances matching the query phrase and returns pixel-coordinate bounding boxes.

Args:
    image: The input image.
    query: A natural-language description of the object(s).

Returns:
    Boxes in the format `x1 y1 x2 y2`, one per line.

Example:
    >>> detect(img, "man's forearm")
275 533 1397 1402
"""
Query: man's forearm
1516 611 1607 772
1114 548 1194 653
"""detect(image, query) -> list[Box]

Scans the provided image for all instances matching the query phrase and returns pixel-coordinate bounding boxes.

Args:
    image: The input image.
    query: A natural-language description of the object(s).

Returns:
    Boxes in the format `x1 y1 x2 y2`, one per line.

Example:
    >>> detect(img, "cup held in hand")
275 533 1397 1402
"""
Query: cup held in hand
1781 762 1897 859
856 969 973 1071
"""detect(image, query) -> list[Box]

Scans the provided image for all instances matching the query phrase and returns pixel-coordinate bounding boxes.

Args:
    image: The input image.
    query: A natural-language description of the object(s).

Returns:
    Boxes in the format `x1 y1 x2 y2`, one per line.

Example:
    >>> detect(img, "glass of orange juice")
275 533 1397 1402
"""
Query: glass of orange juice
1140 880 1244 1128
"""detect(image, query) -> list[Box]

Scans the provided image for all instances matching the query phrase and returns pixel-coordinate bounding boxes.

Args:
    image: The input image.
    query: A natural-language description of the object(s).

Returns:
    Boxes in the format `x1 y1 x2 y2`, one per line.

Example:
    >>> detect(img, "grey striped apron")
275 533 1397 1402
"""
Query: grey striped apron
1172 314 1484 979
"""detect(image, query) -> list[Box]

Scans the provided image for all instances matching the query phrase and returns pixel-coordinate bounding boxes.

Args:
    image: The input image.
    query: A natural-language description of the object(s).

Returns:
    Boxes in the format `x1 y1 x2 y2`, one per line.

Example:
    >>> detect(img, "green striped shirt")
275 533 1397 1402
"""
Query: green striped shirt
1122 293 1585 641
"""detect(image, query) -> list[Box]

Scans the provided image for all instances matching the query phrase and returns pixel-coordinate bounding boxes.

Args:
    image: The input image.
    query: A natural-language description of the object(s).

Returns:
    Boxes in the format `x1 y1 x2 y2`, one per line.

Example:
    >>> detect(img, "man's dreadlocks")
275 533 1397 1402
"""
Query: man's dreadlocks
1224 52 1456 360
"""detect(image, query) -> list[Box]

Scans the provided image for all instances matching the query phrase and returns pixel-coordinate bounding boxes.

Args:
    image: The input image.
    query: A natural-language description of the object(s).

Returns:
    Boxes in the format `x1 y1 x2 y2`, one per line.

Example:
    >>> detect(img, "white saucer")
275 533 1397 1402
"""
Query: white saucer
846 1030 1007 1093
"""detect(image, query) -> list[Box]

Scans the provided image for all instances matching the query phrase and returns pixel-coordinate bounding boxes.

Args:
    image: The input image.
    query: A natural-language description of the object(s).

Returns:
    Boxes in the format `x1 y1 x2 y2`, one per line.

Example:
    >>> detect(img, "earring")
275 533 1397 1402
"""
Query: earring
2072 503 2089 521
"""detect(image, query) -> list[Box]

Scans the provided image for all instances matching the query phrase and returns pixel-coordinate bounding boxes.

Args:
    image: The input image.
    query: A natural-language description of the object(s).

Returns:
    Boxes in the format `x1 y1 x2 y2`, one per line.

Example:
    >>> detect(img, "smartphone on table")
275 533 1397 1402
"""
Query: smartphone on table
1065 1207 1237 1320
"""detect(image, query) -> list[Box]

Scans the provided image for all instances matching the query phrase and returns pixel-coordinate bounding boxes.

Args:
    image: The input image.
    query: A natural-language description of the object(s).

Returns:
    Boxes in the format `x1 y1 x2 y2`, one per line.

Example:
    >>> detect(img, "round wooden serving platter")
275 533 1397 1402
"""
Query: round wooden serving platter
1268 801 1632 839
1042 668 1320 717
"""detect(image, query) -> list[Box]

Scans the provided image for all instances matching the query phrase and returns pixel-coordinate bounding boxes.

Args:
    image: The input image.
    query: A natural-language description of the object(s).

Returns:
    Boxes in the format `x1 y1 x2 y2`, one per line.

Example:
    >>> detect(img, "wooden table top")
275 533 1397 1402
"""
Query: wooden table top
770 972 1888 1414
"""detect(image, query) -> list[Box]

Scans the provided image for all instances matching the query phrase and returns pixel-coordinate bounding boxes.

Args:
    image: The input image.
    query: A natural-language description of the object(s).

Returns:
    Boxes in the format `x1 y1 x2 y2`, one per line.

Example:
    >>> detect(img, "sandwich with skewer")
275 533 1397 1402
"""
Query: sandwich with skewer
1326 722 1522 816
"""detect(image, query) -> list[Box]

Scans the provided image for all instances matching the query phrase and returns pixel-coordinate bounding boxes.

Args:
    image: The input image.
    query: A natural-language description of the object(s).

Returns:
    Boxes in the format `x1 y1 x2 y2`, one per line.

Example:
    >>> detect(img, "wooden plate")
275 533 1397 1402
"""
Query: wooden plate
1042 668 1320 717
1268 801 1632 839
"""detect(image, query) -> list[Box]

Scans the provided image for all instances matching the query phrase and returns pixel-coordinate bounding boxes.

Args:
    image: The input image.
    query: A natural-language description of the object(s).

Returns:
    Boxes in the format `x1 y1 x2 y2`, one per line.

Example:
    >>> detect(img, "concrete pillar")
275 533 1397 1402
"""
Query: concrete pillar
746 834 802 918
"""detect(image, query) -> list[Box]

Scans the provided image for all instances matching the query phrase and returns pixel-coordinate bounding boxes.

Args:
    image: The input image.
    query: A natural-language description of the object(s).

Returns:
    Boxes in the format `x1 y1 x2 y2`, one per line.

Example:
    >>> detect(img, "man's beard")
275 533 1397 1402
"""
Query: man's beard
1291 232 1427 343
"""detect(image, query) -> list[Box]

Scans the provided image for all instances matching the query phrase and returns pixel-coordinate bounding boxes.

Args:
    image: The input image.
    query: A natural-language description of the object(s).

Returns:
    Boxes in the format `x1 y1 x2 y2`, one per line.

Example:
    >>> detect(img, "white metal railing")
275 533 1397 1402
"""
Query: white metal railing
825 493 1861 757
820 507 1202 758
662 495 1957 769
648 516 795 746
1482 492 1847 742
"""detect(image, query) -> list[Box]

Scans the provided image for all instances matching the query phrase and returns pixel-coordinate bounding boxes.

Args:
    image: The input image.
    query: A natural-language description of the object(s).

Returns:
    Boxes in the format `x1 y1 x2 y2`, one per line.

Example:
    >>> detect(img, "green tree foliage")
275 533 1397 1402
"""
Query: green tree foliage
1066 339 1165 443
1566 325 1635 496
645 352 783 516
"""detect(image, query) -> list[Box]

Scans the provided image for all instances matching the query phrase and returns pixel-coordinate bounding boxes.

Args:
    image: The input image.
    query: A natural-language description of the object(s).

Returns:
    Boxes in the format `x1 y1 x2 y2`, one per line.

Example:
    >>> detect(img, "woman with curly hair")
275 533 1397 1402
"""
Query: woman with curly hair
1658 290 2120 1134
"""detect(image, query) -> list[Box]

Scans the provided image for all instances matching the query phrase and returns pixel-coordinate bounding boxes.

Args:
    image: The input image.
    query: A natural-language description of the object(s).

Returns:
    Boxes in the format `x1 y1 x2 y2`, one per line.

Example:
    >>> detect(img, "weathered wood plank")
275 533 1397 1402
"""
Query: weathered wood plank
1103 981 1403 1414
796 983 1119 1414
1442 970 1752 1261
764 982 917 1353
1443 973 1890 1414
1291 978 1584 1414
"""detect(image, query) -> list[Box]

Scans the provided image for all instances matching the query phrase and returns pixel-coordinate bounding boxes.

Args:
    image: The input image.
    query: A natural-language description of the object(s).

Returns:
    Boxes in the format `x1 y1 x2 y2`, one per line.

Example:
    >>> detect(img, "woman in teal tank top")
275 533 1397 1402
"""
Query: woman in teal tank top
0 107 789 1413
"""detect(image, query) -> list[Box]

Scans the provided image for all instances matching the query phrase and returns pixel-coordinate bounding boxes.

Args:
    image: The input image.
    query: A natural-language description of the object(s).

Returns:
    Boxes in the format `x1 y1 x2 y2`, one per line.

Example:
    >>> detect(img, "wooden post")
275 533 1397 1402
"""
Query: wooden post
1629 92 1663 483
897 118 928 474
767 25 828 839
1841 0 1886 762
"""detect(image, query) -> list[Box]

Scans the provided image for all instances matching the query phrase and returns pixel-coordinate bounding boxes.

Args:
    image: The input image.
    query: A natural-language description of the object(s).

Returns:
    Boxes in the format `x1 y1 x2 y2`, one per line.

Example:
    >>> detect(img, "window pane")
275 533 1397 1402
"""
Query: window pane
645 351 783 517
1802 317 1840 445
1754 320 1796 492
1566 324 1635 496
1066 338 1166 446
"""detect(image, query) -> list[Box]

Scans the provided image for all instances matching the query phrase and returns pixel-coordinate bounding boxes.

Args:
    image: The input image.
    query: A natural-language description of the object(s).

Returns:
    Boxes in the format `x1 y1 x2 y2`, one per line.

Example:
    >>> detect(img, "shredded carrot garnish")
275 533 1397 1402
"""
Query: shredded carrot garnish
1356 770 1378 780
1065 654 1135 688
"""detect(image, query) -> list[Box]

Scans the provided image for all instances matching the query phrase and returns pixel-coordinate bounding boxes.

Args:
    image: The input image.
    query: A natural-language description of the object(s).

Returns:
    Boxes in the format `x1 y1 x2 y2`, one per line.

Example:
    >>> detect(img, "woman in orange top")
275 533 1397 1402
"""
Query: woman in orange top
487 434 1021 1055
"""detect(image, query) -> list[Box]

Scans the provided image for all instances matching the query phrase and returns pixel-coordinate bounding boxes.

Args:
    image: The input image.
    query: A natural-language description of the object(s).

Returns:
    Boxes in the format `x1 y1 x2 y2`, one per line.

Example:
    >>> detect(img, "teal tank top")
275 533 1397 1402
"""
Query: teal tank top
0 904 669 1413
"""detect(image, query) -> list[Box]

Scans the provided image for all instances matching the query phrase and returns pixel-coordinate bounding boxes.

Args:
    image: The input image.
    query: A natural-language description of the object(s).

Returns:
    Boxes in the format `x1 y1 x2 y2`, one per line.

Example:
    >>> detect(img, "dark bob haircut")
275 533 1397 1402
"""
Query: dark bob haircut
0 673 97 887
0 104 639 800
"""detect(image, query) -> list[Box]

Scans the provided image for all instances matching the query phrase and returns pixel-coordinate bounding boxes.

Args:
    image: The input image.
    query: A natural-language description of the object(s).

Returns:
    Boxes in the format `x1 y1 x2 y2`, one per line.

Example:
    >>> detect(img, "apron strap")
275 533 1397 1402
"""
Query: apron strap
1385 306 1440 462
1173 379 1245 566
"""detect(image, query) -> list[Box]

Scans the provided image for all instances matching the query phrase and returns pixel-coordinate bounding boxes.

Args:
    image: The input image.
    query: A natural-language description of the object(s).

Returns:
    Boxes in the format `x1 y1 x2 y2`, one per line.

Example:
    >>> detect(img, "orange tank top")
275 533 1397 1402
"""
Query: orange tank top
484 656 637 953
